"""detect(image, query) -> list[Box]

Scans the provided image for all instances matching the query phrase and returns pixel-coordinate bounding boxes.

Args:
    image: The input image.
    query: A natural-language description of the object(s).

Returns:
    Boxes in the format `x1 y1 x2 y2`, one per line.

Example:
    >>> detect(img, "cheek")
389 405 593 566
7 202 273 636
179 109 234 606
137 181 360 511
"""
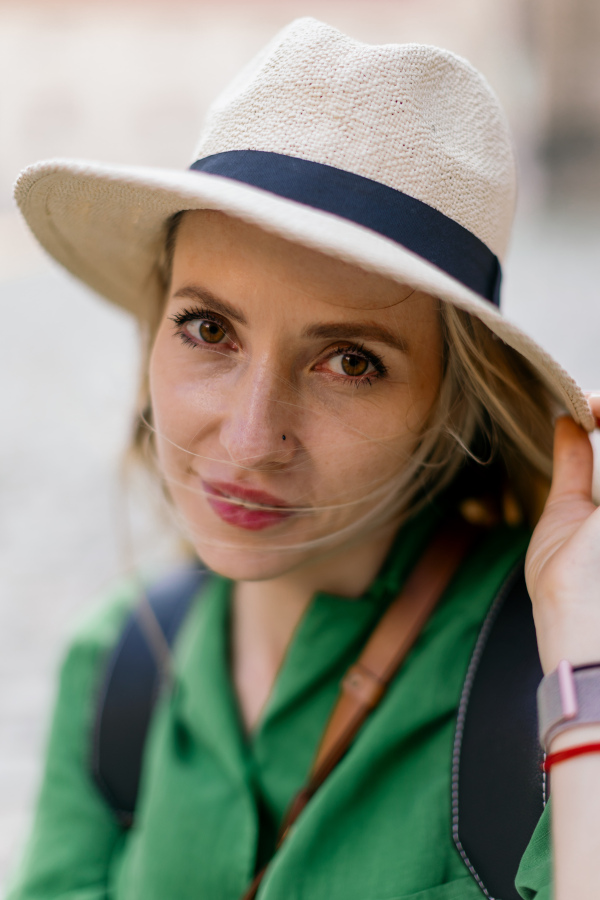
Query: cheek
306 360 442 500
148 330 217 471
303 395 421 502
149 335 181 465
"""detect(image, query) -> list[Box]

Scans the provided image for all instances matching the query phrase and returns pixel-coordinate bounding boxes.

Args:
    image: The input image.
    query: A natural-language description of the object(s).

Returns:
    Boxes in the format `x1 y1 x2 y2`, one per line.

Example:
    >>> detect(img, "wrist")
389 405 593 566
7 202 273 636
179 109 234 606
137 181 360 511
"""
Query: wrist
533 609 600 674
549 724 600 754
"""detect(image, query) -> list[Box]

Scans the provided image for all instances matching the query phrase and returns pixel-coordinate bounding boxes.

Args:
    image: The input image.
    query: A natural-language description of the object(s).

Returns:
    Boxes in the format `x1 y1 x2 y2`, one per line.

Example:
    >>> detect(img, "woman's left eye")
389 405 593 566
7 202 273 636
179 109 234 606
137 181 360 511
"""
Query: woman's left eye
328 352 373 377
317 342 387 385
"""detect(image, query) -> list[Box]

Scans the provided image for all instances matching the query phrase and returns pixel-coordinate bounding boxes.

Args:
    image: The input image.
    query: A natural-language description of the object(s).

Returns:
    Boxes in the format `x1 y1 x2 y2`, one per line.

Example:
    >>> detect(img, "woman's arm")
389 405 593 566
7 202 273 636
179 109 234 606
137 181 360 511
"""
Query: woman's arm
525 394 600 900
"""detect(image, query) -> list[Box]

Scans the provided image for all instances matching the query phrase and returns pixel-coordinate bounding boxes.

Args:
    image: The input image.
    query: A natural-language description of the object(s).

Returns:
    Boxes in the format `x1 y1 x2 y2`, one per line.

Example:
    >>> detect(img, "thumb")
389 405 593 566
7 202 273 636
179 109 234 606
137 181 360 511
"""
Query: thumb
548 415 594 503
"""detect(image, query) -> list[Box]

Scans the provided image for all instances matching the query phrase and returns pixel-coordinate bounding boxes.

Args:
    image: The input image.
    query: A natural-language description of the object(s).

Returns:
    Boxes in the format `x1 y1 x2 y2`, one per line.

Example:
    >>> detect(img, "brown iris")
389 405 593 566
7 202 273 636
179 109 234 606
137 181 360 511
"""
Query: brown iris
199 320 226 343
341 353 369 376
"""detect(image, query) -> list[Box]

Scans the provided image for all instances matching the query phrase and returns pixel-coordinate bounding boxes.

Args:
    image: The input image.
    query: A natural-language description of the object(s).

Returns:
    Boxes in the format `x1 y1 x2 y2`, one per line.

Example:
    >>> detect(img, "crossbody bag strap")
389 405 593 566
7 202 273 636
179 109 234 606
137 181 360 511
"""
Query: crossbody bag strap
242 514 480 900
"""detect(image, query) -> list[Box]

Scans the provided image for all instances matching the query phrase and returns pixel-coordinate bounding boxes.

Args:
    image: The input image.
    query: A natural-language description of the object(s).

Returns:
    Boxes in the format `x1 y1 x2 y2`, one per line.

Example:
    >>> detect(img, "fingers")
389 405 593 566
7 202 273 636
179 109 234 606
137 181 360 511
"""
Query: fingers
548 416 594 503
585 392 600 426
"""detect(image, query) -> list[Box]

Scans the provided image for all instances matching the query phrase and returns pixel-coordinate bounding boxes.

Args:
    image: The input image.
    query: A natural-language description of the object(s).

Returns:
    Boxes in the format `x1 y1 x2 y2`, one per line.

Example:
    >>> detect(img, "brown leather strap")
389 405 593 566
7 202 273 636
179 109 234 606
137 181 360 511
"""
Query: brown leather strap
241 515 479 900
309 516 479 784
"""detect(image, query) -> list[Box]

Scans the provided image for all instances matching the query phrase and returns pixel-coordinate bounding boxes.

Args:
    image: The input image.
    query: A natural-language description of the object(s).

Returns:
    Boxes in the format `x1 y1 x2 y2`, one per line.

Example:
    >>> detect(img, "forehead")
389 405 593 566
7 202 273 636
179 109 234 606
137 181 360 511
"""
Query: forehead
171 209 421 313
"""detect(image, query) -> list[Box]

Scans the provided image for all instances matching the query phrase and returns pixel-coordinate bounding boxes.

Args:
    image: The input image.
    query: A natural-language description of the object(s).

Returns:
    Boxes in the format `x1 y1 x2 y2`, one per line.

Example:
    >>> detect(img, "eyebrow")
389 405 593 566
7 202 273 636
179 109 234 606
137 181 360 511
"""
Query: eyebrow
303 322 410 354
172 285 248 326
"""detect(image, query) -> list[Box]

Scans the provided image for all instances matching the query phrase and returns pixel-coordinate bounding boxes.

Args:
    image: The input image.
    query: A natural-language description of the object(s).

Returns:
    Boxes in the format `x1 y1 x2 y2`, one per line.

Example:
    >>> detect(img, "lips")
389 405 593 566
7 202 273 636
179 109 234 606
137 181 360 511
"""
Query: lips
202 480 294 531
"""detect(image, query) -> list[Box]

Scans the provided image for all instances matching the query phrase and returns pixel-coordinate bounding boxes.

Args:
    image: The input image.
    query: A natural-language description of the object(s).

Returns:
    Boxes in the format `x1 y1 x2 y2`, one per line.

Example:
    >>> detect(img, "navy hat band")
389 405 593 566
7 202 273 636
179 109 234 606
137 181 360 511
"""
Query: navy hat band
190 150 502 307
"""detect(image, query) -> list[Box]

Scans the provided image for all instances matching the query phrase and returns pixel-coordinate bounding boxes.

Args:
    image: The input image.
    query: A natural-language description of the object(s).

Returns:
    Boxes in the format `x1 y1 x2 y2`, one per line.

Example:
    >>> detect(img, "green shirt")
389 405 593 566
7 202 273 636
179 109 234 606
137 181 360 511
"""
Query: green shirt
6 510 552 900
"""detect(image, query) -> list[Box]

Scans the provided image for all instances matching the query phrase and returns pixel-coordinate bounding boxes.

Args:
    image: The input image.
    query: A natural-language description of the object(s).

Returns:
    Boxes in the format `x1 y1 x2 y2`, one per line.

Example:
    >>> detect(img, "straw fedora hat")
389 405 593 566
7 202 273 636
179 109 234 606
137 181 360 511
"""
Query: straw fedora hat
14 17 593 430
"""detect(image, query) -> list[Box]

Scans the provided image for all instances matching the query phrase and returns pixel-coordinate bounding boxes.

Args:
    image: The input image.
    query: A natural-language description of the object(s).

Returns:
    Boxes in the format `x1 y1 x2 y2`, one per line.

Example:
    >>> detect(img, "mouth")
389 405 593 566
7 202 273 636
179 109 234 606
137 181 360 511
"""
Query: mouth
202 480 295 531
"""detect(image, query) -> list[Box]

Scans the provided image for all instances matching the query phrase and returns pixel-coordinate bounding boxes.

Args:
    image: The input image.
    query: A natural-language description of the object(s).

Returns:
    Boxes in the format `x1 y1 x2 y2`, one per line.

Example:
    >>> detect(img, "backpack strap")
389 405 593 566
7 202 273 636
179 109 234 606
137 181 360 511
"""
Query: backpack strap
452 560 545 900
91 563 206 827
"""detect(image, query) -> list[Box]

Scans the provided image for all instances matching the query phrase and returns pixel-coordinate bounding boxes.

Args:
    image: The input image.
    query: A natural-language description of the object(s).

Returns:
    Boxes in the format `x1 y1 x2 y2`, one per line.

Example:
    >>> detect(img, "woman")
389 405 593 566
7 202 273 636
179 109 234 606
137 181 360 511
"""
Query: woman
9 17 600 900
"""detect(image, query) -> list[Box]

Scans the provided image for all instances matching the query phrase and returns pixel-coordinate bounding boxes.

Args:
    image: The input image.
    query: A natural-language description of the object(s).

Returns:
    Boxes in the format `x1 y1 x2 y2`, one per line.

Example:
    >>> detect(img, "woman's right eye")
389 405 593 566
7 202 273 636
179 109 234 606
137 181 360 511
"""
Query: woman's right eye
186 319 227 344
170 307 236 351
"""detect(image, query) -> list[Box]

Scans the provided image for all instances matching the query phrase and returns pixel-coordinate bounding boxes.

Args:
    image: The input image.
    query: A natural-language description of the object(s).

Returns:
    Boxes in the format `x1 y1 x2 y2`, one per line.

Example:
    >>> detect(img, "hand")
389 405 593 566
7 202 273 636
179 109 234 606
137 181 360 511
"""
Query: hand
525 394 600 673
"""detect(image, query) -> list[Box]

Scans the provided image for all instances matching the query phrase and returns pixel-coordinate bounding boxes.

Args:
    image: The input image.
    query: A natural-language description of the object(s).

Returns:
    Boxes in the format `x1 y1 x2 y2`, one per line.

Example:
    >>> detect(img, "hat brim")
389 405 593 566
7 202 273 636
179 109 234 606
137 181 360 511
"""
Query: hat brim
15 158 594 431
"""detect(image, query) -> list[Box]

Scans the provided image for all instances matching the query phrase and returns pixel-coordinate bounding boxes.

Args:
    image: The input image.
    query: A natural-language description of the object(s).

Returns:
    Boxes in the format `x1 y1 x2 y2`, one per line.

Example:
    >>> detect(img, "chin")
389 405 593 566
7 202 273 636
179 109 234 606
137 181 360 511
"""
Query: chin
175 495 334 582
191 539 312 583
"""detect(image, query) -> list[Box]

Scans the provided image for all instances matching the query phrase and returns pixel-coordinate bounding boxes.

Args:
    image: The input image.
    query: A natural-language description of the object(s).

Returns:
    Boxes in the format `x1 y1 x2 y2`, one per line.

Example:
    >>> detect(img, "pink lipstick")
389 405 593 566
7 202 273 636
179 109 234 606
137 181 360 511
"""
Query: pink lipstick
202 480 294 531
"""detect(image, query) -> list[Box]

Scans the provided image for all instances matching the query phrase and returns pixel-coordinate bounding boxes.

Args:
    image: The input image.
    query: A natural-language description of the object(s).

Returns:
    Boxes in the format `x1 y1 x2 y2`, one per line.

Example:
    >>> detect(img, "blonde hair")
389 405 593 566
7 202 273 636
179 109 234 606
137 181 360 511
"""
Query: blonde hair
129 212 555 538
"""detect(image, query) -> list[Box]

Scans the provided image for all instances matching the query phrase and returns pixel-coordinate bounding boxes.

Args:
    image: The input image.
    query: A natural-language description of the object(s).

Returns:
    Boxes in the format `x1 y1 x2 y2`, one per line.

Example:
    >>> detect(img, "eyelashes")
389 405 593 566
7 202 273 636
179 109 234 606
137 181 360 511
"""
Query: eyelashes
169 305 388 387
170 305 229 336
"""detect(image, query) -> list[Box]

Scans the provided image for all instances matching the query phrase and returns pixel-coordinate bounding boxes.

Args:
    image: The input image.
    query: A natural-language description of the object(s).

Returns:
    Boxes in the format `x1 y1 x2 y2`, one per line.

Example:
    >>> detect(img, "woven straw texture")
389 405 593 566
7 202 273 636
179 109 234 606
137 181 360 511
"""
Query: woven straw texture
196 18 516 259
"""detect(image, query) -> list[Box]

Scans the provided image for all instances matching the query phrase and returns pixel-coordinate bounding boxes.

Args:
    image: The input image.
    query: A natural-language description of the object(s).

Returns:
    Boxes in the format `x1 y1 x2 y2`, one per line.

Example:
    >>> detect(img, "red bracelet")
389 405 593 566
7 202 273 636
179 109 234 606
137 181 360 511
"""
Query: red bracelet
543 741 600 772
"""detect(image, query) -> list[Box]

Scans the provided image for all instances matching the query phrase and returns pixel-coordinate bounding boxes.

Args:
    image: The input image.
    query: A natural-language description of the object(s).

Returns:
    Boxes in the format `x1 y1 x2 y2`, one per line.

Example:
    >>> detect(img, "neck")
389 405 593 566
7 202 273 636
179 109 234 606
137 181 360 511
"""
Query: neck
230 522 399 732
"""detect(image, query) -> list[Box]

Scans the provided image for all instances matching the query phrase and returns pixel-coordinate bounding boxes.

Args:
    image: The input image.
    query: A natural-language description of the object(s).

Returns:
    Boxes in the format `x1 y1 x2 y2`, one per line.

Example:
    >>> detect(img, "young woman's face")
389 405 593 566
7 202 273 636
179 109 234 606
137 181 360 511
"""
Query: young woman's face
150 211 443 581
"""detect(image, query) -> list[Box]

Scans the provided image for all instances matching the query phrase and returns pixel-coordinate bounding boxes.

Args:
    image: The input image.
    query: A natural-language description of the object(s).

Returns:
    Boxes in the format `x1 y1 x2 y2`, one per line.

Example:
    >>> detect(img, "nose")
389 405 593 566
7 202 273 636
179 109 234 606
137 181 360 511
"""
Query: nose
219 361 297 471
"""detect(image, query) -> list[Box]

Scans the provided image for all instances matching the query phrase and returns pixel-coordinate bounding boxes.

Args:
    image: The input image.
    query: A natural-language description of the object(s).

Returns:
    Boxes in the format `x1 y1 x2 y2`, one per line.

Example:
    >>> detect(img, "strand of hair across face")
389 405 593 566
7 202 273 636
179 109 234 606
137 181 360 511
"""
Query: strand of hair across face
141 409 417 514
161 460 446 556
155 466 395 514
136 400 470 556
158 336 419 460
141 401 414 468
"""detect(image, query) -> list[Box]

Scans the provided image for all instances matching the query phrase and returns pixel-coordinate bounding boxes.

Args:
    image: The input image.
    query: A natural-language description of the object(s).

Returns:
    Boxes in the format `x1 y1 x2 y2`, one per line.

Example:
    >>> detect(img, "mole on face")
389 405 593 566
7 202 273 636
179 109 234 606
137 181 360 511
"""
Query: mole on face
282 435 286 441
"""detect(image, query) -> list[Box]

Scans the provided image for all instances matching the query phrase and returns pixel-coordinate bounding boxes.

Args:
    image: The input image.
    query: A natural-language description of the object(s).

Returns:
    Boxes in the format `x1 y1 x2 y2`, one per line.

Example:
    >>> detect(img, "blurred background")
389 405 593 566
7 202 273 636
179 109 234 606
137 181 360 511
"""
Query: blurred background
1 0 599 886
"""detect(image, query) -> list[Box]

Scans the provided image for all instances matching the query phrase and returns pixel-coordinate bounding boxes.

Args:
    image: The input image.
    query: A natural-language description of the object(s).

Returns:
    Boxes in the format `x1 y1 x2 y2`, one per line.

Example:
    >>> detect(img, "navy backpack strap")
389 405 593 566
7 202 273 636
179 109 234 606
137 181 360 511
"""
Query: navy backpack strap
91 563 206 827
453 560 545 900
